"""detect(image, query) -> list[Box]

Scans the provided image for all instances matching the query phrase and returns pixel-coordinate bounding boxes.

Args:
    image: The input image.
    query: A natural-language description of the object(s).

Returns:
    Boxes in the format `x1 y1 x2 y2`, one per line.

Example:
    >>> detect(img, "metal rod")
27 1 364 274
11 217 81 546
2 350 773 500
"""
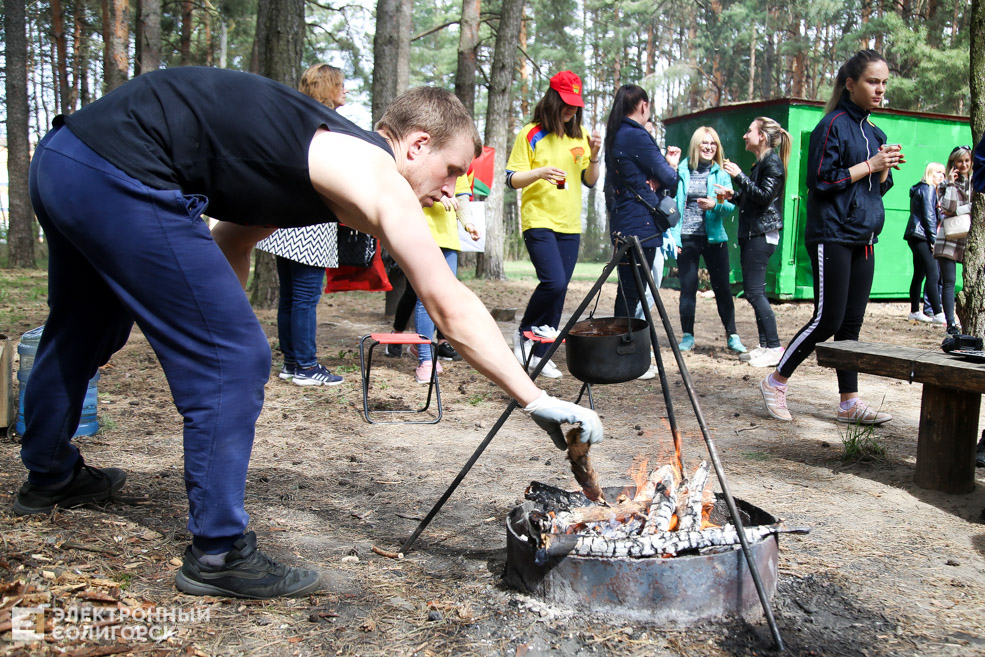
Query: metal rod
401 400 518 554
623 236 683 470
622 235 785 651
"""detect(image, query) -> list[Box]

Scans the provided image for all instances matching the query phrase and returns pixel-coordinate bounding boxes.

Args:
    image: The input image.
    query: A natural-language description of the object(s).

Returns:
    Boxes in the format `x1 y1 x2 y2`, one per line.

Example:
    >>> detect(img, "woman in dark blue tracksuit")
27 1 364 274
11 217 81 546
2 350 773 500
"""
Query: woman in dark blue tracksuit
759 50 903 424
603 85 680 319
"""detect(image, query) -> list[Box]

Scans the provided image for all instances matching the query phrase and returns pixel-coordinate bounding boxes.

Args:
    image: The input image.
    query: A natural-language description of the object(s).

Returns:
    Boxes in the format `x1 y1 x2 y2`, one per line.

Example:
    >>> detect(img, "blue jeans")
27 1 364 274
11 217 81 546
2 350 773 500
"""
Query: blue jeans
275 257 325 368
26 127 269 551
414 248 458 362
520 229 580 357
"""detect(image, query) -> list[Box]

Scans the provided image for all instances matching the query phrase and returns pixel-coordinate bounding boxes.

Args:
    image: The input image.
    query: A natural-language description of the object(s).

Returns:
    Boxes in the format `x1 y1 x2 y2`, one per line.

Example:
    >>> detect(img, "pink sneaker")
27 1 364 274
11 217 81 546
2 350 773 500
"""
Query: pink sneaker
760 376 792 421
837 400 891 425
414 360 443 384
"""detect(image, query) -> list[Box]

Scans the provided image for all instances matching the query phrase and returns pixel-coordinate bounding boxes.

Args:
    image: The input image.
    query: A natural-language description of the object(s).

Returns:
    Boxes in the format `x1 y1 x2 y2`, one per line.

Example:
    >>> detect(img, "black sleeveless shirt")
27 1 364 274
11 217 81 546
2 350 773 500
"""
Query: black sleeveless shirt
60 67 392 227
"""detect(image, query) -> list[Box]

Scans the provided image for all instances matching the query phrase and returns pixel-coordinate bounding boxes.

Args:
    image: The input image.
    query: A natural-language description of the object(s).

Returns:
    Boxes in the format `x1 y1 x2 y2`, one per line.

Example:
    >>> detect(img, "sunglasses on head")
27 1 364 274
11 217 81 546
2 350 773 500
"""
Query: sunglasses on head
951 145 971 154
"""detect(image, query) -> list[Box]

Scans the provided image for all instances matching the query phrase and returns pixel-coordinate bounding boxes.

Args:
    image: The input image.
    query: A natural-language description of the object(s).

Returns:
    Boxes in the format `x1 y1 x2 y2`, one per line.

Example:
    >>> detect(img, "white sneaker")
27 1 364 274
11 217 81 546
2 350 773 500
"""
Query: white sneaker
748 346 784 368
931 312 947 325
908 311 932 323
637 364 658 380
528 355 562 379
739 346 766 362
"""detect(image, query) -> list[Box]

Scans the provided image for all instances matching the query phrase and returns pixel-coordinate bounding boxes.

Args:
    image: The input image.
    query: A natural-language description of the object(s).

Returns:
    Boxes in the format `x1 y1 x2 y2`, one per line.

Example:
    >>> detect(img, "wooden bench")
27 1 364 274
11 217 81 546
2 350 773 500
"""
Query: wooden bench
814 341 985 494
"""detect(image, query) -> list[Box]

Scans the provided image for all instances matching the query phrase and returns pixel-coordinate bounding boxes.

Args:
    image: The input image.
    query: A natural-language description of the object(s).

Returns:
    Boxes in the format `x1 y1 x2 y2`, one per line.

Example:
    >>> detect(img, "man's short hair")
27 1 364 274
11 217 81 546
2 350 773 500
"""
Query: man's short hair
376 87 482 157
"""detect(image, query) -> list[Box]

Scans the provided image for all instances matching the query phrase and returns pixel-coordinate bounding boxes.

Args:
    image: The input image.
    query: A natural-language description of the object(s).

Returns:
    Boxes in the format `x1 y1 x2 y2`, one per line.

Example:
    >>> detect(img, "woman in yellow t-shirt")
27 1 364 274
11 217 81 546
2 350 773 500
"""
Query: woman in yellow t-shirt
505 71 601 379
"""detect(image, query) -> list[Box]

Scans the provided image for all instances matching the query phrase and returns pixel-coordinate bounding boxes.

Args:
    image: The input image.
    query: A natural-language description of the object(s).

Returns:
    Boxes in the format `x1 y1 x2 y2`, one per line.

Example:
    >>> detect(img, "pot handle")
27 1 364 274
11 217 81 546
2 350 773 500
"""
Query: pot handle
616 332 637 355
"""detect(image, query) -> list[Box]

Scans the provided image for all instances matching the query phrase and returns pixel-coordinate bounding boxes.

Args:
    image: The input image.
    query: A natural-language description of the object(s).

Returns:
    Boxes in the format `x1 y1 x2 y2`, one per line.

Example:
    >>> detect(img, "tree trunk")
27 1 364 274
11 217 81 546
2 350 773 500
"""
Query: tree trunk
5 0 36 267
477 0 524 281
101 0 129 92
250 0 305 309
455 0 481 115
372 0 402 124
960 0 985 336
180 0 193 65
135 0 162 75
397 0 411 94
51 0 72 114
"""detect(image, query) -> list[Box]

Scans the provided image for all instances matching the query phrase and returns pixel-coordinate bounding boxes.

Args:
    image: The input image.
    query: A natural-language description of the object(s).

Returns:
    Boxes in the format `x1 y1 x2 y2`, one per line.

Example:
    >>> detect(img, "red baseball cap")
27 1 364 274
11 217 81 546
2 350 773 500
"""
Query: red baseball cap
549 71 585 108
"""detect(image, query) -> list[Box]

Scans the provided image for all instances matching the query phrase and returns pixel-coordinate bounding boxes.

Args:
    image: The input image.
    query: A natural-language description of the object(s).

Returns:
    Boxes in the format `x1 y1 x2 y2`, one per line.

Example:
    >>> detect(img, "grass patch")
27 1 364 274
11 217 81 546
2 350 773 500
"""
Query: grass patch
840 420 886 463
742 451 772 461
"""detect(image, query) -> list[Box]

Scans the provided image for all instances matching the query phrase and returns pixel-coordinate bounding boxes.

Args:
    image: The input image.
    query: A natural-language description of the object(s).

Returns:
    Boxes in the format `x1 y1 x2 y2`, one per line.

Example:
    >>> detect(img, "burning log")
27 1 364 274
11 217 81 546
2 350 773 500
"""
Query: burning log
565 427 605 504
633 464 674 502
539 522 810 559
558 500 648 526
676 461 709 532
644 466 677 533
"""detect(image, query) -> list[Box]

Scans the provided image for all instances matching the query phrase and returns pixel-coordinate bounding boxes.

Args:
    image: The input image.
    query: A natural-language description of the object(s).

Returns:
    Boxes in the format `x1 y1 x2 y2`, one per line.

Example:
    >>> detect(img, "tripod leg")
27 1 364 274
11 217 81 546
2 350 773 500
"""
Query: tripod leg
627 236 784 652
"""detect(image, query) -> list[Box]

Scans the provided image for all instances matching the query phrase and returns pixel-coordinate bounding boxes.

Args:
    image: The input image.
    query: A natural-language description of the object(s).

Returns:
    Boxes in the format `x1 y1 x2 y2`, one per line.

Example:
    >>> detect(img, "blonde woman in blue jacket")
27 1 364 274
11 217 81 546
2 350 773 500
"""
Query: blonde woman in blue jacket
670 126 745 353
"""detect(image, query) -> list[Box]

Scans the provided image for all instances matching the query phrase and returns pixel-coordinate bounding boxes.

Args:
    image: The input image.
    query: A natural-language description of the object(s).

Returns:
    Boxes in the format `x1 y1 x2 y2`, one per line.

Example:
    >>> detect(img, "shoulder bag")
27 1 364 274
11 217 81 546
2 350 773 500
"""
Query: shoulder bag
611 166 679 233
941 213 970 240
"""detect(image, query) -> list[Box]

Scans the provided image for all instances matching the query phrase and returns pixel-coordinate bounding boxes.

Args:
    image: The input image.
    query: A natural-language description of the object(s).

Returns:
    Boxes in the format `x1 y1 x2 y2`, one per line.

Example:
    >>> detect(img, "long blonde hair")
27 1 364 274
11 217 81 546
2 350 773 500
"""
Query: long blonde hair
687 126 724 170
299 64 344 109
754 116 792 173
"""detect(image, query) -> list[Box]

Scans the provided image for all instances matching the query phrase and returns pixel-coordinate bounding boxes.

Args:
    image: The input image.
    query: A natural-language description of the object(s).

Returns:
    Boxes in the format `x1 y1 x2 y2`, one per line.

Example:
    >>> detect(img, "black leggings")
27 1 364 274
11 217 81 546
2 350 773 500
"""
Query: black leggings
392 280 445 340
739 235 780 348
677 235 736 336
937 257 957 329
907 238 941 314
777 242 874 394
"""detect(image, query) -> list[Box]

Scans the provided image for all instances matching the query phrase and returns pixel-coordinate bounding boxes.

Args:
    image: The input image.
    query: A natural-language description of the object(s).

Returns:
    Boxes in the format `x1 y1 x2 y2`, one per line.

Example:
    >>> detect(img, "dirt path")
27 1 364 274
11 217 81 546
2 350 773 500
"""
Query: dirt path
2 269 984 656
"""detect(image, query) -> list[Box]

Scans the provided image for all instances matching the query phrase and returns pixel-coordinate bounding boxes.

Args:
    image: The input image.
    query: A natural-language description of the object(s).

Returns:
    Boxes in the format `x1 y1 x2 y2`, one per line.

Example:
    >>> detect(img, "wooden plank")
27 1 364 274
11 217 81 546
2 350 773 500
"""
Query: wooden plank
914 384 979 493
814 341 985 393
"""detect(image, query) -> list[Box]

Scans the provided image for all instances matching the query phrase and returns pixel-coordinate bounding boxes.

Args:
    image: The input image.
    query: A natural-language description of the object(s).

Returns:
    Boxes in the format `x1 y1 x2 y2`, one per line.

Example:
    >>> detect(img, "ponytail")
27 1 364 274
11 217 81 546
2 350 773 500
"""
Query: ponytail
754 116 792 174
604 85 649 156
824 49 886 115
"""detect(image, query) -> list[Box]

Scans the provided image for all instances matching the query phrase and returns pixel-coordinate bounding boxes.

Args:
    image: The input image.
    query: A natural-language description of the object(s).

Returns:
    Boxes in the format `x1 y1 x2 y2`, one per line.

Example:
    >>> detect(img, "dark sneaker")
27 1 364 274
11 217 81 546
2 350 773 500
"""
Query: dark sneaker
292 364 343 386
385 343 403 358
278 363 297 380
175 531 320 599
977 432 985 468
436 341 462 361
14 460 126 516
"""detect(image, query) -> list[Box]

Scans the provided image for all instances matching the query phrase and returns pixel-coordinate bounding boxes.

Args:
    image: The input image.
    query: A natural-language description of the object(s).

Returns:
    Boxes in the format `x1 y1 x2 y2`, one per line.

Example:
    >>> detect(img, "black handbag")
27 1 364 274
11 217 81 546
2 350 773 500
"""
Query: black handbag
612 166 680 232
337 224 377 268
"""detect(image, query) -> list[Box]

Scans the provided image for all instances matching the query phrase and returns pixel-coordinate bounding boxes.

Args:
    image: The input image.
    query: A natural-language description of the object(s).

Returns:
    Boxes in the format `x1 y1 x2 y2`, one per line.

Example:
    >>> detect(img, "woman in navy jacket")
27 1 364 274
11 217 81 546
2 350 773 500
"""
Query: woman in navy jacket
903 162 945 324
603 85 680 321
759 49 903 425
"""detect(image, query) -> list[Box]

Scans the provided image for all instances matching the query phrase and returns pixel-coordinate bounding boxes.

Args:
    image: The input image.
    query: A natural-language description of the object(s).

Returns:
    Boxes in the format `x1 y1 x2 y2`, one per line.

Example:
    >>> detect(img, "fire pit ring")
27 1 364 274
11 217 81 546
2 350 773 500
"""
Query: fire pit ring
504 488 780 626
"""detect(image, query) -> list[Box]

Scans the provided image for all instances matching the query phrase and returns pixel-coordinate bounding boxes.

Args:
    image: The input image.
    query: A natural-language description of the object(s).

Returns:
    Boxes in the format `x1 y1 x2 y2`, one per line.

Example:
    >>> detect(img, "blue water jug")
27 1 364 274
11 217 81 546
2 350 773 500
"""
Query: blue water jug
15 326 100 437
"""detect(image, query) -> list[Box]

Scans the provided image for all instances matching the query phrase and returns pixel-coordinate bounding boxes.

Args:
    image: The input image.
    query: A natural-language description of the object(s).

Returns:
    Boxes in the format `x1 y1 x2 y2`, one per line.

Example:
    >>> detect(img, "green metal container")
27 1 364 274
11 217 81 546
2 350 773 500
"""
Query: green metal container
663 99 971 299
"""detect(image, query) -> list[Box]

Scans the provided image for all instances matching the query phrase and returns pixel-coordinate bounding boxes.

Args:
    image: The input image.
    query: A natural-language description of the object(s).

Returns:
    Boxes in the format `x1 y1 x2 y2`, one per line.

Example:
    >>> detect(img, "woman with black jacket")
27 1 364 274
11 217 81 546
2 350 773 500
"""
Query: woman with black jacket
603 85 680 321
719 116 791 368
759 49 903 425
904 162 945 324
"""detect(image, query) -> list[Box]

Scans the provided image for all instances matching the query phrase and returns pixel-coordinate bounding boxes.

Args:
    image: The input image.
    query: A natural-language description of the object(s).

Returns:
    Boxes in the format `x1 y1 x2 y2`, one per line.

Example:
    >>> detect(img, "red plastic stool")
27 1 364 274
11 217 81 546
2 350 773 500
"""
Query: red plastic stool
359 333 442 424
518 330 593 409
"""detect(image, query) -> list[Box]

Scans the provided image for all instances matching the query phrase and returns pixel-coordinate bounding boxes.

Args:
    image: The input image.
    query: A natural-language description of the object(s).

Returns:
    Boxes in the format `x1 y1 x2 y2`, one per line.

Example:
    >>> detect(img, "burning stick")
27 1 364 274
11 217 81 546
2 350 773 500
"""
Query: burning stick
565 427 606 504
644 466 677 533
676 461 709 532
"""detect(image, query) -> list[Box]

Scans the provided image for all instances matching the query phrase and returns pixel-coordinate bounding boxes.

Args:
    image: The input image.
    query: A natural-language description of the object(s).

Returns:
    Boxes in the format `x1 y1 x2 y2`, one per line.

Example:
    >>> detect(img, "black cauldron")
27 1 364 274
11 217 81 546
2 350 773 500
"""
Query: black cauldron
565 317 650 384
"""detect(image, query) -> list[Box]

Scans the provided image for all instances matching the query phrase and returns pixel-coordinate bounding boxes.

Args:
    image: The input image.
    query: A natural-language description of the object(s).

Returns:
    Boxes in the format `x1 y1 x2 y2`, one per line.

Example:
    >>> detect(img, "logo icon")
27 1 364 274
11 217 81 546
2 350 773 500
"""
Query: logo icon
572 83 580 94
11 607 45 642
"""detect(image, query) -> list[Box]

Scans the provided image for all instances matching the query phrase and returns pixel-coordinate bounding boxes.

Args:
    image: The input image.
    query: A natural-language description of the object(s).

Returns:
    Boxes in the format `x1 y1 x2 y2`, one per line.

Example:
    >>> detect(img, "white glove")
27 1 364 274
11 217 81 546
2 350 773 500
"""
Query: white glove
531 325 560 340
522 390 604 450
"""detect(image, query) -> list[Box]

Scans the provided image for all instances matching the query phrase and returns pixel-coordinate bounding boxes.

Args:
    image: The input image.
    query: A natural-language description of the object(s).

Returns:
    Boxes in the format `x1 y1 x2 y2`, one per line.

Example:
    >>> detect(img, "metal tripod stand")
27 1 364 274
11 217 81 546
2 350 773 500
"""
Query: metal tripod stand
400 234 784 651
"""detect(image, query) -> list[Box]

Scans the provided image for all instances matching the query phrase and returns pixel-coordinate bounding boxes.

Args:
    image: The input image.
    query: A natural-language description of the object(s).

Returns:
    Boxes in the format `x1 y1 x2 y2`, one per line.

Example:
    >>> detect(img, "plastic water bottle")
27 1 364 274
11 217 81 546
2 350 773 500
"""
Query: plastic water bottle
15 326 100 437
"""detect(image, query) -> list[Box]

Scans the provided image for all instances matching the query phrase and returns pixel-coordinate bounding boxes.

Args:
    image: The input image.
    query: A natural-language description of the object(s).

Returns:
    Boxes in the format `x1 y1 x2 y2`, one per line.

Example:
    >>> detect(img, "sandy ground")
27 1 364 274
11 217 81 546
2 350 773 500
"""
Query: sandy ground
2 267 985 657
